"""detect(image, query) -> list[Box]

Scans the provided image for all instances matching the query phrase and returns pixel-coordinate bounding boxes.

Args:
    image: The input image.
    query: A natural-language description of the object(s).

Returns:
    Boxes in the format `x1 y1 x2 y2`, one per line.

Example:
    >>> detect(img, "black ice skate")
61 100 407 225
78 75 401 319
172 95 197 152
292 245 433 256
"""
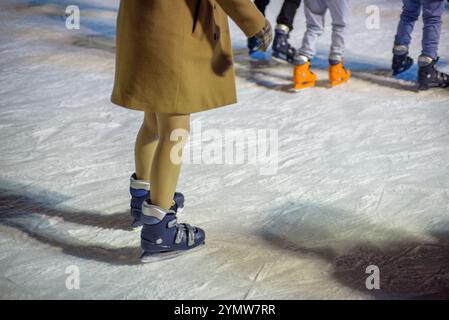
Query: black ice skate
392 45 413 76
417 56 449 91
272 24 296 64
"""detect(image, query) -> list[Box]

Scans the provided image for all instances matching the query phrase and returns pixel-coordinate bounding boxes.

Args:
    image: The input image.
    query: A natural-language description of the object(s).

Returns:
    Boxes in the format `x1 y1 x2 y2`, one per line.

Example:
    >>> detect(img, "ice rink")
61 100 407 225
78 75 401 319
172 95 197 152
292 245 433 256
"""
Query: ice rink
1 0 448 299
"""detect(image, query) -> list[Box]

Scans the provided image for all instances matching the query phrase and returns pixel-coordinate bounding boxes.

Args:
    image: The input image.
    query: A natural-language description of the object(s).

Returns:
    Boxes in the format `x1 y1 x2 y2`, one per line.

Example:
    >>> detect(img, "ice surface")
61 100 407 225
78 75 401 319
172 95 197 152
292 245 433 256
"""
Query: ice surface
0 0 448 299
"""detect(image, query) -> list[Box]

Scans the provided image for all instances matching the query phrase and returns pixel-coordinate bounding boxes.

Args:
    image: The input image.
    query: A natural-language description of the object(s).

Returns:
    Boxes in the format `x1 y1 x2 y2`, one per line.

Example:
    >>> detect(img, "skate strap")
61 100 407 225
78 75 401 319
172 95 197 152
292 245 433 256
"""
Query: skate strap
439 72 449 82
169 220 197 247
142 203 171 220
130 177 150 191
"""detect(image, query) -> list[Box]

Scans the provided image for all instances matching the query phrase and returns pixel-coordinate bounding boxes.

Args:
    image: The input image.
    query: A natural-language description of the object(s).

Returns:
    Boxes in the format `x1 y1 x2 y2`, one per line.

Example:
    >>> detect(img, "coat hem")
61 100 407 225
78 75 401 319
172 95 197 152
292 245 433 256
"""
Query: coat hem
110 93 237 114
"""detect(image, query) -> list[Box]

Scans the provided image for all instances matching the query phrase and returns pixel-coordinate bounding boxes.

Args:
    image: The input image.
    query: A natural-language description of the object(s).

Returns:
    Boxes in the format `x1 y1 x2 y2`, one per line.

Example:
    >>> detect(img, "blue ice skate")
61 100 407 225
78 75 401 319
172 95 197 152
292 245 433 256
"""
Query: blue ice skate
272 24 296 64
139 201 206 263
130 173 185 228
247 36 271 61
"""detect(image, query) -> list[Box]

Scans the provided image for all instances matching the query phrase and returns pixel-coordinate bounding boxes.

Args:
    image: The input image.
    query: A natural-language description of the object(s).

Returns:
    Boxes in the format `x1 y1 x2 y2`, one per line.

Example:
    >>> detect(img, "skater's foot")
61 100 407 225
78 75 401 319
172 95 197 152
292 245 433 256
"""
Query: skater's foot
272 24 296 64
247 36 271 61
140 201 206 263
293 56 316 90
130 173 185 228
392 45 413 76
417 55 449 91
329 58 350 87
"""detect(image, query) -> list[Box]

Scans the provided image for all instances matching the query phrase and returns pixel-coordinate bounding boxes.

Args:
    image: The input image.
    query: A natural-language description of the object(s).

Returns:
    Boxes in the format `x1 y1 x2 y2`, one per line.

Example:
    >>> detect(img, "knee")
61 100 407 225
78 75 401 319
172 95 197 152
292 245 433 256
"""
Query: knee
141 125 159 141
158 121 190 143
401 8 420 22
422 10 443 25
141 117 159 140
159 126 190 144
306 23 324 36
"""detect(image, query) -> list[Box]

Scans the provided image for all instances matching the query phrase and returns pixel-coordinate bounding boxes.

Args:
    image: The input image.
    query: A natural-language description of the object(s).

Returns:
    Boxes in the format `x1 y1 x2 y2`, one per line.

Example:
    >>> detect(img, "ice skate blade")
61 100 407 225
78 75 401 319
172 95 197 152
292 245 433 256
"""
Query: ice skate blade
140 242 205 263
418 83 449 91
330 79 349 87
293 82 316 91
272 55 290 65
393 68 411 77
417 84 429 91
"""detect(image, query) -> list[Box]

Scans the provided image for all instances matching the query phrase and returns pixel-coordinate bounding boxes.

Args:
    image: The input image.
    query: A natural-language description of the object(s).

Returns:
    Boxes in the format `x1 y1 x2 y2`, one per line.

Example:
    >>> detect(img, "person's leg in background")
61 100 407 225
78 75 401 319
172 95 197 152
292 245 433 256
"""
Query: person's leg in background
326 0 349 63
292 0 326 90
140 112 205 262
392 0 421 75
296 0 326 63
420 0 444 59
326 0 351 87
417 0 449 89
276 0 302 30
254 0 270 16
272 0 302 63
129 112 184 227
248 0 271 59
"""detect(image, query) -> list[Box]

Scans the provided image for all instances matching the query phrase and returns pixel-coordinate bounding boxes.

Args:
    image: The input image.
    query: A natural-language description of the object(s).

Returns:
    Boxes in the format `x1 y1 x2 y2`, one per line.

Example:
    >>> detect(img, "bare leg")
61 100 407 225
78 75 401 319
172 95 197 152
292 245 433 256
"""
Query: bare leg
150 113 190 210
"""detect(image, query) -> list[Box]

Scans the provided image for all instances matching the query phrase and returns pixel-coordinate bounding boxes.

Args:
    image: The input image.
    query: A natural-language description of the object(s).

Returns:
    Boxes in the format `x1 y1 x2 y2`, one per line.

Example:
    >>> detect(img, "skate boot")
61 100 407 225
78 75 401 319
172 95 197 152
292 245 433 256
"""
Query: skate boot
392 45 414 76
247 36 271 61
140 201 206 263
130 173 185 228
329 58 351 87
272 24 296 64
293 55 316 90
417 56 449 91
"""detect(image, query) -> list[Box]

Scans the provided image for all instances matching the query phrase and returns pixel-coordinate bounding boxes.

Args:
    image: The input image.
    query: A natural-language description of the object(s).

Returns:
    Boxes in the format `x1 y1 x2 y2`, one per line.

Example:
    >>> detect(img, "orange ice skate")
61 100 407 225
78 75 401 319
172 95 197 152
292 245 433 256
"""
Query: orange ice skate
329 61 350 87
293 62 317 90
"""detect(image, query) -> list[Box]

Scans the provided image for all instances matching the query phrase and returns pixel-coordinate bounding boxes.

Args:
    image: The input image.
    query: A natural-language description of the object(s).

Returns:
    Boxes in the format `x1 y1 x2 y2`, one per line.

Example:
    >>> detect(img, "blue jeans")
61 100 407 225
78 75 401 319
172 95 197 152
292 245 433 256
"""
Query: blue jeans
394 0 445 59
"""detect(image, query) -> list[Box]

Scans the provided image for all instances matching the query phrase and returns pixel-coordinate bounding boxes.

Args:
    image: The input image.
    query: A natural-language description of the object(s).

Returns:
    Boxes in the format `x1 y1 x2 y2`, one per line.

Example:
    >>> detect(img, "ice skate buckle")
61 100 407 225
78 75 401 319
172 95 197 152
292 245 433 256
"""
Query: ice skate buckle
169 219 197 247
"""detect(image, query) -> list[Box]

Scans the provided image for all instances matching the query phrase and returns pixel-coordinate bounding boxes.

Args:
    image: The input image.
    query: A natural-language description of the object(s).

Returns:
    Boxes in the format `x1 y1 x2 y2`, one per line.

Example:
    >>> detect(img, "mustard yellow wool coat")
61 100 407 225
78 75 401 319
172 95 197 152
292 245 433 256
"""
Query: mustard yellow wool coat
111 0 265 114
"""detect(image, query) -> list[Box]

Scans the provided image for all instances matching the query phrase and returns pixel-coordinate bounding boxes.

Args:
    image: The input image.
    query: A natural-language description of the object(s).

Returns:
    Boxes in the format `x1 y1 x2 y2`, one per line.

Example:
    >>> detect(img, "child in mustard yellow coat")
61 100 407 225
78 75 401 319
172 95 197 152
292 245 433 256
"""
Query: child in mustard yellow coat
111 0 272 262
